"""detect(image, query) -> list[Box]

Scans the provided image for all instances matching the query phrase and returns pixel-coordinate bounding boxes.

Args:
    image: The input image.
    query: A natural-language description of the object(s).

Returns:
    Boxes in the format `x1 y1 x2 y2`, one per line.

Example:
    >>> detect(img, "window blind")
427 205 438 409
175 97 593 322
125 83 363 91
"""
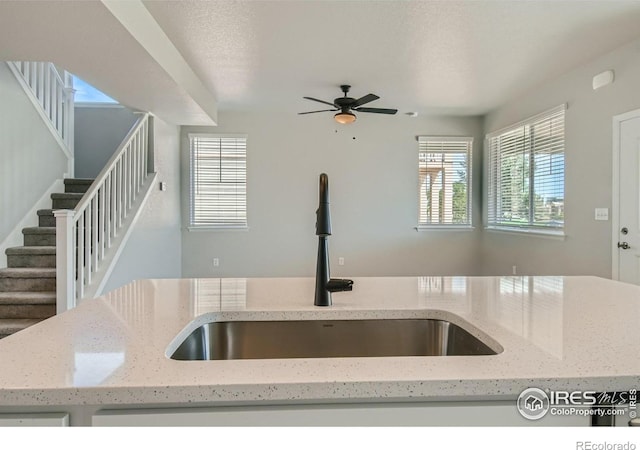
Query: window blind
486 105 565 231
189 134 247 228
418 137 472 226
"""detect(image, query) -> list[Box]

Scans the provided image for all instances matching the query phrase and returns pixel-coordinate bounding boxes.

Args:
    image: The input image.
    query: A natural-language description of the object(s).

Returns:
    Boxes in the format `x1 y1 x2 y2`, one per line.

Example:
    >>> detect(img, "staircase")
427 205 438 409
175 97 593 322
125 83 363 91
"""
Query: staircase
0 178 93 339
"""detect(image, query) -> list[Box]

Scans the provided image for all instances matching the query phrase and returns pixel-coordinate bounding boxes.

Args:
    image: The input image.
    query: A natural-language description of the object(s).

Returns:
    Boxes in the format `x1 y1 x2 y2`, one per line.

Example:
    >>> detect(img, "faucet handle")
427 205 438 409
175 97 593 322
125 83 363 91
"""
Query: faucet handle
326 278 354 292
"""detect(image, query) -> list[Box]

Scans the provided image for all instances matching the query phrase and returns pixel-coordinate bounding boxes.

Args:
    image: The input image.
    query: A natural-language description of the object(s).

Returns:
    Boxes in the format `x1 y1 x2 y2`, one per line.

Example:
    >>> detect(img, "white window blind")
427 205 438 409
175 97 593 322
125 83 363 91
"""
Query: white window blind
486 105 565 232
189 134 247 229
418 137 472 227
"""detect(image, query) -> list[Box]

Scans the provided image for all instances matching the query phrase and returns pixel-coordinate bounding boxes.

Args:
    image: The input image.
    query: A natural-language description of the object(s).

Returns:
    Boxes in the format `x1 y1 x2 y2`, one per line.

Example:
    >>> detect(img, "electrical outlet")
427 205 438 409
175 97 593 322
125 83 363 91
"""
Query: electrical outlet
338 257 345 266
159 182 167 191
213 258 219 267
512 265 517 275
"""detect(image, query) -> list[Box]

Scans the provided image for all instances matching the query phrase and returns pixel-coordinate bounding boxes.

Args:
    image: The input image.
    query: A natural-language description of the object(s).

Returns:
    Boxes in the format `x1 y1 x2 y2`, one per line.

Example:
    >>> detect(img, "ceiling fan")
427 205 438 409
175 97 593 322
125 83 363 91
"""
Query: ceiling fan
299 85 398 124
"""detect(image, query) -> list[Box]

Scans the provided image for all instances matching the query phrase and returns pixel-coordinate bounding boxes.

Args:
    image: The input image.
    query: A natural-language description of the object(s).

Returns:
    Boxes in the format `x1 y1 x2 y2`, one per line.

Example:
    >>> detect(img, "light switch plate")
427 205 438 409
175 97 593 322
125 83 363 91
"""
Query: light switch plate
595 208 609 221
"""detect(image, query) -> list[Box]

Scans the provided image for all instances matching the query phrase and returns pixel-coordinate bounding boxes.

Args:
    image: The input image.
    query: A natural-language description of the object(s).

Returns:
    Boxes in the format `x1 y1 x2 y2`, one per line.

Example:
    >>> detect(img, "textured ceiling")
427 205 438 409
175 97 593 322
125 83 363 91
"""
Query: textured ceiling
144 0 640 116
2 1 640 123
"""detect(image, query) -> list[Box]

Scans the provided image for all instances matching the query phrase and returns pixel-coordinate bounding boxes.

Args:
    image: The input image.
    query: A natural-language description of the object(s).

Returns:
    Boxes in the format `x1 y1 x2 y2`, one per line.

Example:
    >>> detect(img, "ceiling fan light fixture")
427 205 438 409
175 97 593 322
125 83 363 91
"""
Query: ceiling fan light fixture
334 111 356 124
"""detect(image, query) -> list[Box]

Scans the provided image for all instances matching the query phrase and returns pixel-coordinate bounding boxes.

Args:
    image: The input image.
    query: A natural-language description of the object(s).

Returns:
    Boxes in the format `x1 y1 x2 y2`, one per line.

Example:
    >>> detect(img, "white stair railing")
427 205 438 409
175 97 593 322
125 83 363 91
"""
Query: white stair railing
55 114 155 313
7 62 74 167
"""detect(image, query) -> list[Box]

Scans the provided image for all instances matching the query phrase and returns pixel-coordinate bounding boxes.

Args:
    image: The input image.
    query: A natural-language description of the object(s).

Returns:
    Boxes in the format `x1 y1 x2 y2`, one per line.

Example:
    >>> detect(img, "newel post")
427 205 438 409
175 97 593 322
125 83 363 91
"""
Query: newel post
55 210 76 314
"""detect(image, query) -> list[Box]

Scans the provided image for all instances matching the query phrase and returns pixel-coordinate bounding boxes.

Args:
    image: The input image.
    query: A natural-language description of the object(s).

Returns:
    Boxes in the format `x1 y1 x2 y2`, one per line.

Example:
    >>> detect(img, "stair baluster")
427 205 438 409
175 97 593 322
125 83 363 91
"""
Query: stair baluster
55 114 154 312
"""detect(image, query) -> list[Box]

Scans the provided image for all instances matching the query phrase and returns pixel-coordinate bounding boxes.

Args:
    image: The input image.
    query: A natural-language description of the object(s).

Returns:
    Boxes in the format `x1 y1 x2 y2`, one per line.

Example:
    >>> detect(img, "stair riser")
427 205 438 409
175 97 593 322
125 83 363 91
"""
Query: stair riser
0 277 55 292
0 179 93 339
65 184 92 194
51 198 82 209
7 254 56 268
0 304 55 320
24 233 56 246
39 215 55 227
0 325 36 338
39 214 106 228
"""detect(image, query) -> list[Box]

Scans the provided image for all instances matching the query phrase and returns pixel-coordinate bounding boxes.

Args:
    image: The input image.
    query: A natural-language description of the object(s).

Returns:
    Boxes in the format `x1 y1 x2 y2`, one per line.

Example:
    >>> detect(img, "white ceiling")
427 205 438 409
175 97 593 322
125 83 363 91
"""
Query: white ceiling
0 0 213 125
2 1 640 123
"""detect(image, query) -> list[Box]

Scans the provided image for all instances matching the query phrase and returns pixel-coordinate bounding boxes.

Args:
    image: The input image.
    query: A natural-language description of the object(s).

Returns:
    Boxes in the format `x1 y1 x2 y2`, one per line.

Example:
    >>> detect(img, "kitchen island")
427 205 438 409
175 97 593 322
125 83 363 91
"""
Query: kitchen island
0 276 638 426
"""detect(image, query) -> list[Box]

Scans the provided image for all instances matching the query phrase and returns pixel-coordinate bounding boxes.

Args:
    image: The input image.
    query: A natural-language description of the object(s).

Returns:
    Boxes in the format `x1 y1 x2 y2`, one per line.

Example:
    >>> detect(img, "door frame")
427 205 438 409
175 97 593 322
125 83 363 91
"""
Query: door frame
611 108 640 280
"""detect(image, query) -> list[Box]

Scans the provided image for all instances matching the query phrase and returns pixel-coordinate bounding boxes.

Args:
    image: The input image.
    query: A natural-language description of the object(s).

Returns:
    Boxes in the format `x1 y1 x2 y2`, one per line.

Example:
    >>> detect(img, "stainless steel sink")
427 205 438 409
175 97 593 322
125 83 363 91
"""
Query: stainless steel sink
169 318 500 360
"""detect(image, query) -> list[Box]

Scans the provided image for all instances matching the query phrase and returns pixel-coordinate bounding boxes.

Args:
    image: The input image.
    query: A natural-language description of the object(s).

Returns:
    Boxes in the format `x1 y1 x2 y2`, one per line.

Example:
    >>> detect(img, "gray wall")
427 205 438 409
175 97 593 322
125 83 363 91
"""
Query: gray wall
181 111 484 278
0 62 67 243
481 37 640 277
74 105 138 178
103 116 182 293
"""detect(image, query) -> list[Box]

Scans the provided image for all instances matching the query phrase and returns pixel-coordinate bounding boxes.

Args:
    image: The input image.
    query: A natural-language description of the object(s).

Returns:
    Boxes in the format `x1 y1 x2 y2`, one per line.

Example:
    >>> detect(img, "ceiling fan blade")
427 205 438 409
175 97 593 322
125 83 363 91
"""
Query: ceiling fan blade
298 109 338 115
303 97 337 108
354 107 398 115
351 94 379 108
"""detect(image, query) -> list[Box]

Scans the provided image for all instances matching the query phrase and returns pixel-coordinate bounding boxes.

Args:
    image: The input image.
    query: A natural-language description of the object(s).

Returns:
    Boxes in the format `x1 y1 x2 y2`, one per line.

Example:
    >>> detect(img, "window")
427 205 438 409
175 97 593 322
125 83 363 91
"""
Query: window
189 134 247 229
486 104 565 234
418 136 472 227
72 75 117 103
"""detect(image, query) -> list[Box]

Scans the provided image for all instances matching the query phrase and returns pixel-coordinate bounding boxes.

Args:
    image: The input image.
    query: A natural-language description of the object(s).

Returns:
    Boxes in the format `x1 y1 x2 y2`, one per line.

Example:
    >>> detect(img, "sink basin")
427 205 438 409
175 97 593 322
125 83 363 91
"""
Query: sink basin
169 318 500 360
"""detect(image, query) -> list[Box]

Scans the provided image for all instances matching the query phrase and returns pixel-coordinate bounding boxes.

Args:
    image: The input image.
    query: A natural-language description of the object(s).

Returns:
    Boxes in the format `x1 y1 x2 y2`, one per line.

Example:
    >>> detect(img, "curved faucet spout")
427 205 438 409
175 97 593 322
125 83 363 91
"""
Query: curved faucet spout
316 173 331 236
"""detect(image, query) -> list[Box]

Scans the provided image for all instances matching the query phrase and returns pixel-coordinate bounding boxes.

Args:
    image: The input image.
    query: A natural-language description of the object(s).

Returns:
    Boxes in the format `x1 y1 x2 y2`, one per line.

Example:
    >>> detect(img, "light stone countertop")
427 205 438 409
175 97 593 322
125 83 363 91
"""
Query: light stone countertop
0 275 639 407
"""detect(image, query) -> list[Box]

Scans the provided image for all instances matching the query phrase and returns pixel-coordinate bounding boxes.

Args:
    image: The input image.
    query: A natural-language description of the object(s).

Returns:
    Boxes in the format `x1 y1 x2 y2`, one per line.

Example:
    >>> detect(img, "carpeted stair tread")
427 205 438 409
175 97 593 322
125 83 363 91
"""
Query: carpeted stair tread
0 318 41 337
51 193 84 200
64 178 94 185
6 246 56 268
51 193 84 209
0 178 96 338
0 178 96 337
22 227 56 235
64 179 94 193
0 291 56 319
37 210 55 227
0 291 56 305
22 227 56 246
6 246 56 255
0 268 56 278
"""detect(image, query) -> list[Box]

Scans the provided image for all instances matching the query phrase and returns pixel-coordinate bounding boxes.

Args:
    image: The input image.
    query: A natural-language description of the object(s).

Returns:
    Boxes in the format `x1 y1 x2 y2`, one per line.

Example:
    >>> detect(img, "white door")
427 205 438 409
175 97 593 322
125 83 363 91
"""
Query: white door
614 109 640 284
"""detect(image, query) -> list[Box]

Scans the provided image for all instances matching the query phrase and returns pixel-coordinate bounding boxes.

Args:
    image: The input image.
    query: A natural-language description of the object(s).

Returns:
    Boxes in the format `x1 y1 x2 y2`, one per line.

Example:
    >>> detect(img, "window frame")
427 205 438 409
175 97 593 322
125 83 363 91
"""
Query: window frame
188 133 248 231
417 136 473 230
485 104 566 236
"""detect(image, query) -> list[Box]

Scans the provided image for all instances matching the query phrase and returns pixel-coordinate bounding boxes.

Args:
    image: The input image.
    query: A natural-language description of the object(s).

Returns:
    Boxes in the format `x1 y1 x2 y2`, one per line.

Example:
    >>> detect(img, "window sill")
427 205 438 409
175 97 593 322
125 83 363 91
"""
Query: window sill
415 225 475 231
485 226 565 240
187 226 249 232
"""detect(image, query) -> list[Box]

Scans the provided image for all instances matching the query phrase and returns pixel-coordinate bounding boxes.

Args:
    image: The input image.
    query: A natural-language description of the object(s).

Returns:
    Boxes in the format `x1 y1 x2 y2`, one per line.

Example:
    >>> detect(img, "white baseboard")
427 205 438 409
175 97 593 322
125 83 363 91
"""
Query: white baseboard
0 179 64 267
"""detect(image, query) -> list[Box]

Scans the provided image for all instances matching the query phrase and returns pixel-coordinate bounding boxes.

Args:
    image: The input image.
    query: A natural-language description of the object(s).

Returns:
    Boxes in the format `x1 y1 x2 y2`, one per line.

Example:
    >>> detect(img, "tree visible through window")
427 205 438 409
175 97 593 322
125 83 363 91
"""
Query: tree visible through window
418 137 472 227
487 105 565 232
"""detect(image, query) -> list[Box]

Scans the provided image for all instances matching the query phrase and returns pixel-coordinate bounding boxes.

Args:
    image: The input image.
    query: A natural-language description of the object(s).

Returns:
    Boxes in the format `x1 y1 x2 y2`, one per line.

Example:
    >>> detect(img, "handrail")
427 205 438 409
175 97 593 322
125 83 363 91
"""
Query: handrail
56 113 155 311
74 113 150 215
7 61 74 161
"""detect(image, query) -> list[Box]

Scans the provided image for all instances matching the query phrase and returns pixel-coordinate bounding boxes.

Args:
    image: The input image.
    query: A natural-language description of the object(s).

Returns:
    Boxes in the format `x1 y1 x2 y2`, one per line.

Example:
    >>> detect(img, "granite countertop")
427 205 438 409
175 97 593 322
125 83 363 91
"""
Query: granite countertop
0 276 639 407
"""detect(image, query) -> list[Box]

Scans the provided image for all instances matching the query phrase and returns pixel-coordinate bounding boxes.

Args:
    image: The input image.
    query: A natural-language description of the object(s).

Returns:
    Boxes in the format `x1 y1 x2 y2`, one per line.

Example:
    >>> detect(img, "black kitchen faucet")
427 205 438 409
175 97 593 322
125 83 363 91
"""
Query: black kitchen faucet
314 173 353 306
